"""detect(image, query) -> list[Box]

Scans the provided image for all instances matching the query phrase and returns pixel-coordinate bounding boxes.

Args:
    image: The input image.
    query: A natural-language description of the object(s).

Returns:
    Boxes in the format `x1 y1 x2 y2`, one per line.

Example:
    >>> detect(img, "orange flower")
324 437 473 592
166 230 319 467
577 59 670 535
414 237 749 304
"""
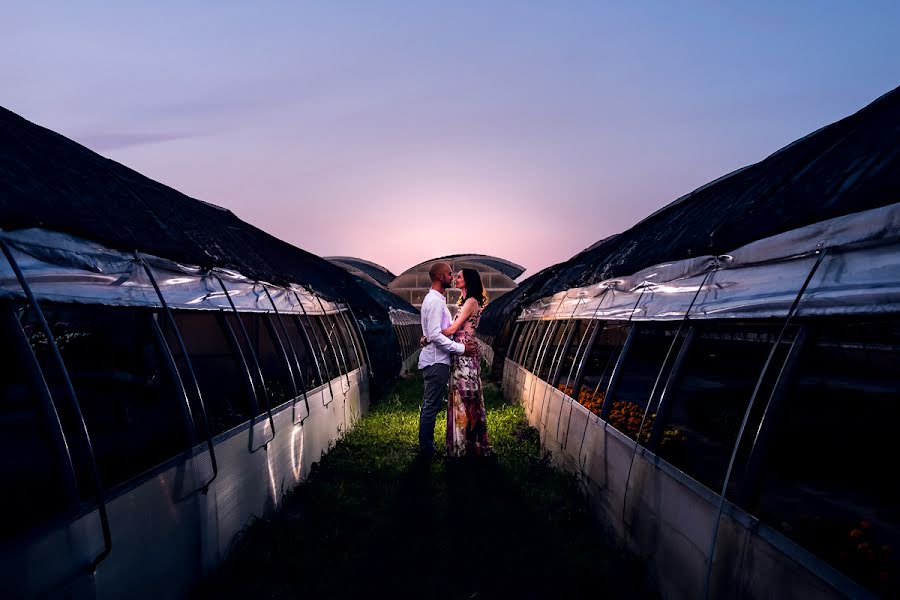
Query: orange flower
850 529 863 538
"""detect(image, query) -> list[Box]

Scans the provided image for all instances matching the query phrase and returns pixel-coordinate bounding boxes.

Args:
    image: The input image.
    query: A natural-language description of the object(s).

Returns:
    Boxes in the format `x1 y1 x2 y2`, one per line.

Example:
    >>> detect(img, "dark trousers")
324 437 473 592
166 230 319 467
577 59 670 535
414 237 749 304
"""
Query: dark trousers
419 363 450 452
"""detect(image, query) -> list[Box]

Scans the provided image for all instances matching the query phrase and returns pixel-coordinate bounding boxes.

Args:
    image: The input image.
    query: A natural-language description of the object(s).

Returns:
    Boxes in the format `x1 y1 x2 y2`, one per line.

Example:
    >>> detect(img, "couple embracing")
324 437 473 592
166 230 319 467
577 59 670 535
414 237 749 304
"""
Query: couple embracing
417 262 492 459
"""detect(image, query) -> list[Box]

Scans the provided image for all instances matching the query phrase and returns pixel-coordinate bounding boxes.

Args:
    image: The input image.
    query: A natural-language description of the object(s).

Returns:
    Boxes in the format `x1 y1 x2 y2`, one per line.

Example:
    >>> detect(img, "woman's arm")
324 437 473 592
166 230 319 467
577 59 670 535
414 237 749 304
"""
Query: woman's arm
442 298 478 336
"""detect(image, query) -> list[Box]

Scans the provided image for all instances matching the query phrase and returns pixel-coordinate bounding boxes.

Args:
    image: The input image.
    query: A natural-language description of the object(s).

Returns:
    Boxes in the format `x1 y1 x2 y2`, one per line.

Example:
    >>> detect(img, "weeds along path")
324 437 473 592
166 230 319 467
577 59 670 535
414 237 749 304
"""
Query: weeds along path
195 373 654 599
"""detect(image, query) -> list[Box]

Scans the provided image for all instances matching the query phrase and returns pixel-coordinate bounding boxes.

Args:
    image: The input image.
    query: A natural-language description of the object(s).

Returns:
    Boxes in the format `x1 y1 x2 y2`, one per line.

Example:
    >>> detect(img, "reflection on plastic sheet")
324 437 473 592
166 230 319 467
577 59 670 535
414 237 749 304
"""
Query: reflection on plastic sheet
290 426 304 482
518 202 900 322
0 228 346 316
264 420 278 508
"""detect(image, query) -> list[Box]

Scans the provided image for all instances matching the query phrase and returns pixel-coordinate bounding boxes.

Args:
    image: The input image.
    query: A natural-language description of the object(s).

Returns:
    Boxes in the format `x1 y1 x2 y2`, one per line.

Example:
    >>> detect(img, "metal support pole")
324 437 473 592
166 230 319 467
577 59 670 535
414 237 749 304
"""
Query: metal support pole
147 313 197 449
138 257 218 492
522 318 546 369
216 311 262 414
569 321 602 403
296 295 334 400
262 285 311 426
314 295 351 390
1 239 112 570
557 287 616 453
517 320 541 371
584 323 625 410
515 321 537 365
2 302 80 505
528 320 558 412
702 250 827 600
599 325 639 422
337 307 363 370
395 322 409 360
737 326 809 507
507 321 523 365
263 315 299 406
563 287 614 394
621 270 714 525
553 317 586 442
647 326 697 450
527 295 572 413
538 297 585 435
570 286 647 461
213 274 276 450
293 295 329 395
551 317 580 389
345 305 373 377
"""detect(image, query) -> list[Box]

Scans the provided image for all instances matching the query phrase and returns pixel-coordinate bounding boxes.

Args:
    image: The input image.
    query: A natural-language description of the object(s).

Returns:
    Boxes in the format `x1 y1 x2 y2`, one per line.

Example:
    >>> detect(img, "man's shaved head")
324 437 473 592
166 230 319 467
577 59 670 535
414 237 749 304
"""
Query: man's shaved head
429 262 451 282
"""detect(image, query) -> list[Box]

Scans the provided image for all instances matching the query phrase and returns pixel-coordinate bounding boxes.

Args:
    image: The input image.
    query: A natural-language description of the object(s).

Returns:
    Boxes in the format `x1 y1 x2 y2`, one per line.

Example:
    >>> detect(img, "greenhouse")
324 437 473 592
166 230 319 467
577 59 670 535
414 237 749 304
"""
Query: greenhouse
1 82 899 599
388 254 524 315
325 256 397 288
0 105 420 598
484 86 900 598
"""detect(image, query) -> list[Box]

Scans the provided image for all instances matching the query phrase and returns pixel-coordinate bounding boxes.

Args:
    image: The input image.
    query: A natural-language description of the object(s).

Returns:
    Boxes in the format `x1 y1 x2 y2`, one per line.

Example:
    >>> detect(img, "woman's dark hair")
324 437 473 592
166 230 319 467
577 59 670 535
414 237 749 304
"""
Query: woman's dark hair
458 268 488 307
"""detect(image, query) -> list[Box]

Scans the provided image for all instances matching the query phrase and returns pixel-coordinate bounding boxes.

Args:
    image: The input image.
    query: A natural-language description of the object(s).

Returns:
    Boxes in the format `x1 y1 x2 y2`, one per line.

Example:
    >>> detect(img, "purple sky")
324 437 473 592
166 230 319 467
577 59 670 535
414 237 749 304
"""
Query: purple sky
2 2 899 279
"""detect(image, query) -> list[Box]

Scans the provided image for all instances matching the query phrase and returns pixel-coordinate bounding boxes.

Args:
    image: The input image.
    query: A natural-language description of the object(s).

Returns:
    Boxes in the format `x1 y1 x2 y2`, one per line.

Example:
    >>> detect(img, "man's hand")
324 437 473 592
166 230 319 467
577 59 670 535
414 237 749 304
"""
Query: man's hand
463 340 478 356
419 335 428 348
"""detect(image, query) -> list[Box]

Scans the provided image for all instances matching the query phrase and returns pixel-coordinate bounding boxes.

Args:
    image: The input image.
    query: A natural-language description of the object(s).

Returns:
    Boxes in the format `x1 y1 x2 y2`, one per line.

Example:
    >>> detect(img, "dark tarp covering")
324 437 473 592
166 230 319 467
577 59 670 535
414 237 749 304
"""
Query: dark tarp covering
480 85 900 373
330 257 396 287
0 105 416 396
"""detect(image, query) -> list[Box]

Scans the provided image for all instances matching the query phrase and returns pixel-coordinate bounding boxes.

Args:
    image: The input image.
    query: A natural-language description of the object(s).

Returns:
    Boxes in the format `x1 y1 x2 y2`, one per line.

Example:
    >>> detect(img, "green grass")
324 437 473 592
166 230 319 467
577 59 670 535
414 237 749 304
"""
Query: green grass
193 372 655 599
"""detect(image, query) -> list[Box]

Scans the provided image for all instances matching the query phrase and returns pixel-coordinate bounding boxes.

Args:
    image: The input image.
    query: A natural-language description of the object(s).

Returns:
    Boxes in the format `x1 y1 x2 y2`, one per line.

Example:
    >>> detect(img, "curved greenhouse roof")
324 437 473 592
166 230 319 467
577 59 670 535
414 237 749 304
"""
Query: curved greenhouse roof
388 254 525 312
326 256 396 288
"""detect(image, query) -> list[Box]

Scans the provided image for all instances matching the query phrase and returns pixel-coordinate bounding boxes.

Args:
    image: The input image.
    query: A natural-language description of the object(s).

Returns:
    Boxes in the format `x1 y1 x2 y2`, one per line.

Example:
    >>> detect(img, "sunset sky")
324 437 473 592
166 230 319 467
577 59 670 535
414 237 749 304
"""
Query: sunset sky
2 1 898 279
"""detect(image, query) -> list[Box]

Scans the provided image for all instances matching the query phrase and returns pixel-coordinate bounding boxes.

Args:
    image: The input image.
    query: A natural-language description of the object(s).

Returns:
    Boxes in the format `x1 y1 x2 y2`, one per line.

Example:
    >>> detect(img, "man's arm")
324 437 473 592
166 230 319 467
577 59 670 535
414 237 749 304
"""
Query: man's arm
423 297 465 354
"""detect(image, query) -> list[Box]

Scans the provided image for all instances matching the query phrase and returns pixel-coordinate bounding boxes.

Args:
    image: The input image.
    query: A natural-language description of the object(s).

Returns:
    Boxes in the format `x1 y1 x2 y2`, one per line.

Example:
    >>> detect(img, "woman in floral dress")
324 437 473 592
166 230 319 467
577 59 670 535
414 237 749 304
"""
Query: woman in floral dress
441 268 492 457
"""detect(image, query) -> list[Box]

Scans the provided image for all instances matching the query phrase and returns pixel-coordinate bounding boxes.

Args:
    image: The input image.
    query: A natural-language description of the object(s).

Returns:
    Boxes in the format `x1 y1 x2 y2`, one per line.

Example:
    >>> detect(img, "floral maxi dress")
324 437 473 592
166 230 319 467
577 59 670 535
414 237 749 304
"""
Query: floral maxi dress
446 306 492 457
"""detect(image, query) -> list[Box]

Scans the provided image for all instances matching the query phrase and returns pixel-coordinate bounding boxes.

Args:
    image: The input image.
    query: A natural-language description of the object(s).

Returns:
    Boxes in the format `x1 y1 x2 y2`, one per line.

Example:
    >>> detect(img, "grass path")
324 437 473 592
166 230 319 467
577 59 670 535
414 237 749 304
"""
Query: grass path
195 373 655 599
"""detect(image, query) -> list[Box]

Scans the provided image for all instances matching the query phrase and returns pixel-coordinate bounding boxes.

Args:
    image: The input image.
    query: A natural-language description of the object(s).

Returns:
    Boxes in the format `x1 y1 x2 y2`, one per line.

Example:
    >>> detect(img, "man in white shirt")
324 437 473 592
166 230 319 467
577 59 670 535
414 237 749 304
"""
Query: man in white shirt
418 262 477 456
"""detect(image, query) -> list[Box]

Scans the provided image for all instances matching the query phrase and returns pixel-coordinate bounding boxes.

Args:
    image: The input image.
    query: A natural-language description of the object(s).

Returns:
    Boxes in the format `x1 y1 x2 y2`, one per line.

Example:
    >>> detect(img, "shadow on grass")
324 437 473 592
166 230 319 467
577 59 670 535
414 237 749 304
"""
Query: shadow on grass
193 373 656 599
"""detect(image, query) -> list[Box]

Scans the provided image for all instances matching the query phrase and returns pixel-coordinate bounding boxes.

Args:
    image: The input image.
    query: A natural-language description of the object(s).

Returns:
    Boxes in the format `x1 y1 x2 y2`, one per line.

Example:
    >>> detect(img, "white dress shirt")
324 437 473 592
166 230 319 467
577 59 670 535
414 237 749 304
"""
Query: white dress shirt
418 289 465 369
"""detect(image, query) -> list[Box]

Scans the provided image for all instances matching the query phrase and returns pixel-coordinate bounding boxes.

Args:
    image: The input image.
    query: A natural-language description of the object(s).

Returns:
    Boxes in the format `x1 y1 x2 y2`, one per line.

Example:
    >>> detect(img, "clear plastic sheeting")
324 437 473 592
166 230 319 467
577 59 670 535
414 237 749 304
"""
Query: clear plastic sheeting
0 228 343 315
388 307 421 326
519 202 900 322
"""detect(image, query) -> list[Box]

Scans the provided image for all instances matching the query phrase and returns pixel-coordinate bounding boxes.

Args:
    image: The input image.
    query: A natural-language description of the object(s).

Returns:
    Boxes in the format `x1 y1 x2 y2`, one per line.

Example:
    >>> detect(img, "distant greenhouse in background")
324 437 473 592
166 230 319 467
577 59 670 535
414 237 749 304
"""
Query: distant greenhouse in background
326 256 396 288
387 254 525 316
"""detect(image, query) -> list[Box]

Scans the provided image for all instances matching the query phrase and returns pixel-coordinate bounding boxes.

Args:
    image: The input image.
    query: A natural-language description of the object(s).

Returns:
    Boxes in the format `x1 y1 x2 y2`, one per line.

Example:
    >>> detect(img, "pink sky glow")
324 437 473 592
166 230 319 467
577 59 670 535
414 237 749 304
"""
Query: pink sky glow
2 2 899 279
